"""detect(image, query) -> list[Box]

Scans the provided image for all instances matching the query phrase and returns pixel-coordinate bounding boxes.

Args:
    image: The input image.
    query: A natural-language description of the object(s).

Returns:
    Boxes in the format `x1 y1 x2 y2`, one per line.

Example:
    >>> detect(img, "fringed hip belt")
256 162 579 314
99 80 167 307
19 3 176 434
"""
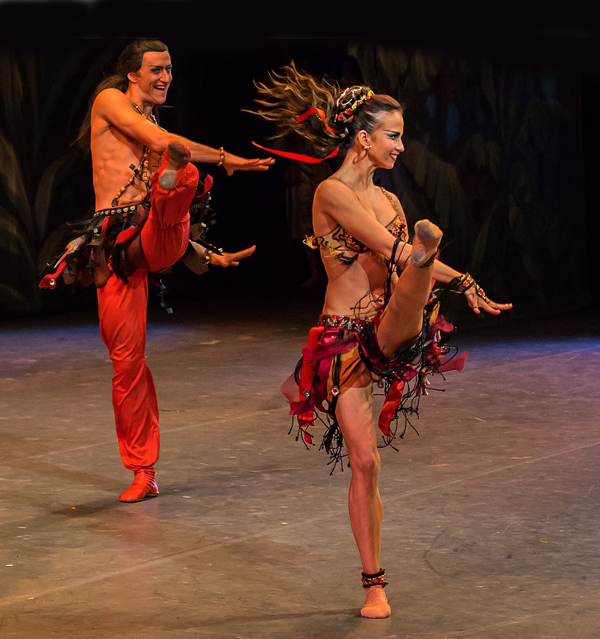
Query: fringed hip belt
39 172 216 295
286 307 467 472
317 313 375 337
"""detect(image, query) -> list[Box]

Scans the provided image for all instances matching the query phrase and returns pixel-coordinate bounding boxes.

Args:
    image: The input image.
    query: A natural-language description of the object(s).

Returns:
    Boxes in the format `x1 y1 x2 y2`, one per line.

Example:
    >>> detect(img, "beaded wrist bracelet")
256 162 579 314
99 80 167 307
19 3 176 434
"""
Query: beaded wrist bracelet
449 272 475 293
199 249 213 265
449 273 489 302
474 283 490 302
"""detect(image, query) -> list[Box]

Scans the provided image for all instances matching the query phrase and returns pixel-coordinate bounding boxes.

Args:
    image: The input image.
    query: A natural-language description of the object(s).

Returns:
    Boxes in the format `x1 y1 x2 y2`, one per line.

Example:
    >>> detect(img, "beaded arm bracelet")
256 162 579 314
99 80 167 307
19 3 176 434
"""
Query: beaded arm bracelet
199 249 213 265
449 273 490 303
217 147 225 168
361 568 389 589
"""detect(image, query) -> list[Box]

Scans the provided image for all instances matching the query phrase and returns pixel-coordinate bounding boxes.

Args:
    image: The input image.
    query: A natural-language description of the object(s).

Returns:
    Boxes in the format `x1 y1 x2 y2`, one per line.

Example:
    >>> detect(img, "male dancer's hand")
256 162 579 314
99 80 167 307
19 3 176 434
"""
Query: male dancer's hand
211 245 256 267
223 152 274 176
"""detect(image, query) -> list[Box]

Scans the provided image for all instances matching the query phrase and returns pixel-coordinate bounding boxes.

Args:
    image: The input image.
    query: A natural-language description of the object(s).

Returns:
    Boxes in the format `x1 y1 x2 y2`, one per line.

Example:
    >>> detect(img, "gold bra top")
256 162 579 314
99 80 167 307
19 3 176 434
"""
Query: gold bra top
305 187 408 265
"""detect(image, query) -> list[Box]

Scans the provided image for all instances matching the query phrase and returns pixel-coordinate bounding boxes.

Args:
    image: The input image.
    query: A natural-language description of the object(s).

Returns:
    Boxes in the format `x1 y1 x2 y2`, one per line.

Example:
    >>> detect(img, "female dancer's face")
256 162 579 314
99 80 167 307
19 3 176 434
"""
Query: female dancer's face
368 110 405 169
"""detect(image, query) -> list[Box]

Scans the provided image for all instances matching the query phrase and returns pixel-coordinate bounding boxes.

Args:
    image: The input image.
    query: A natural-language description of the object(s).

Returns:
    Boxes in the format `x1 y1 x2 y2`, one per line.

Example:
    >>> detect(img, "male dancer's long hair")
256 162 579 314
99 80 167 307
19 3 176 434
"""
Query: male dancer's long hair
75 39 169 152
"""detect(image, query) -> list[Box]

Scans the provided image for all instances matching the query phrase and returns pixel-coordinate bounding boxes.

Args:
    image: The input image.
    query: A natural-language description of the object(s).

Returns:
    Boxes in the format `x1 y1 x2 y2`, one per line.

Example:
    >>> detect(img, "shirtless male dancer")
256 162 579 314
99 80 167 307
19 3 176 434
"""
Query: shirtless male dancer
76 39 273 503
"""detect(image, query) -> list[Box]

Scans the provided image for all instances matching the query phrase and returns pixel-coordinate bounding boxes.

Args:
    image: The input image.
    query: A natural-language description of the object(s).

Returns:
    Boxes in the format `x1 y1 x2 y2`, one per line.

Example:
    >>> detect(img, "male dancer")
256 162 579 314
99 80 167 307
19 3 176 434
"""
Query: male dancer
72 39 273 502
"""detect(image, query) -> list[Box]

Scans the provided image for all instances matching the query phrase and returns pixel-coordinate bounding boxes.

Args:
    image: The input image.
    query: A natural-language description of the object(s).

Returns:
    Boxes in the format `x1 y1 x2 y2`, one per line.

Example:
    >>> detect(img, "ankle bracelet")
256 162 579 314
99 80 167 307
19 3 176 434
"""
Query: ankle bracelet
418 252 436 268
361 568 388 589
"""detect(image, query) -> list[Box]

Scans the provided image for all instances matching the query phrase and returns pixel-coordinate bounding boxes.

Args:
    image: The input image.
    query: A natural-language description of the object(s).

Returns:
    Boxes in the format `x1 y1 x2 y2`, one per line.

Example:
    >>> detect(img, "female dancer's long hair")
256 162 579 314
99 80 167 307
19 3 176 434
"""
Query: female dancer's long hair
75 39 169 152
248 61 403 159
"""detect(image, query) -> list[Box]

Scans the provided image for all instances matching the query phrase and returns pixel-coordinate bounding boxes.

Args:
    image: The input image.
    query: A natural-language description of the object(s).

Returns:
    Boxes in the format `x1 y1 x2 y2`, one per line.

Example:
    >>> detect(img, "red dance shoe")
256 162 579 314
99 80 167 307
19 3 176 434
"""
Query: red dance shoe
119 468 160 503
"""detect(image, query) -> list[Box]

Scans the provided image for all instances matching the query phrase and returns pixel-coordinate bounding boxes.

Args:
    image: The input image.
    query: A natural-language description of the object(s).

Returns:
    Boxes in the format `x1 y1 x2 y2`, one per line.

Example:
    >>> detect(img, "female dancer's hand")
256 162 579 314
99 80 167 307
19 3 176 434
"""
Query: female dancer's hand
464 284 513 315
210 245 256 267
448 272 512 316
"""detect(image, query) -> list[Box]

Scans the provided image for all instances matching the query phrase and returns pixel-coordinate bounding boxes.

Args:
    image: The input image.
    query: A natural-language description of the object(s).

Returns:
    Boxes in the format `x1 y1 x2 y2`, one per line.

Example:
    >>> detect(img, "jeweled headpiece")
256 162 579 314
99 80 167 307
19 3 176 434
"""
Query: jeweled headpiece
333 86 374 130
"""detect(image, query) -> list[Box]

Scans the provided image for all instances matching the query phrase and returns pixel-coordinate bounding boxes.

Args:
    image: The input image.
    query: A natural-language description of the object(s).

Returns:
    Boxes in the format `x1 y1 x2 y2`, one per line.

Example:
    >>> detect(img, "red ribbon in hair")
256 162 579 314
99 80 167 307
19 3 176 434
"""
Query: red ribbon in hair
251 105 345 163
296 107 342 135
252 141 339 164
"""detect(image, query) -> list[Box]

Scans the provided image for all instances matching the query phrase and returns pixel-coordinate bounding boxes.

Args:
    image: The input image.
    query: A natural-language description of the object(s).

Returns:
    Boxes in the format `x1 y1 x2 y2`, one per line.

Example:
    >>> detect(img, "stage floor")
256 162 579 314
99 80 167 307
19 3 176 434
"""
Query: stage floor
1 297 599 638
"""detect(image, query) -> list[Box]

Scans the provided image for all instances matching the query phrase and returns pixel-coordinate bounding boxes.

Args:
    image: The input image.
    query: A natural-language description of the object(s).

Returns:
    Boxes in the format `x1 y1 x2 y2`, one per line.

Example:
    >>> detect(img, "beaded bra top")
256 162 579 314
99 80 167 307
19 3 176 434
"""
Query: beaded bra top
304 187 408 265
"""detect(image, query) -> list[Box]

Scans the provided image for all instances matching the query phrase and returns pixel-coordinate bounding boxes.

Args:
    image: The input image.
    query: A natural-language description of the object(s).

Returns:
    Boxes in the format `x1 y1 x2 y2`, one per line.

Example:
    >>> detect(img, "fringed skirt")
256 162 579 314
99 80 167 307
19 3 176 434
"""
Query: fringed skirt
282 298 468 473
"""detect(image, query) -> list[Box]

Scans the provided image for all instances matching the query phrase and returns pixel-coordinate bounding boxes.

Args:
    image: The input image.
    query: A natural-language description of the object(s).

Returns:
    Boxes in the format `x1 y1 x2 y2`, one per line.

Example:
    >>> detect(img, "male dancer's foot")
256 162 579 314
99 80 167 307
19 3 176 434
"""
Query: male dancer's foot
410 219 443 268
158 142 192 190
361 585 392 619
119 467 159 503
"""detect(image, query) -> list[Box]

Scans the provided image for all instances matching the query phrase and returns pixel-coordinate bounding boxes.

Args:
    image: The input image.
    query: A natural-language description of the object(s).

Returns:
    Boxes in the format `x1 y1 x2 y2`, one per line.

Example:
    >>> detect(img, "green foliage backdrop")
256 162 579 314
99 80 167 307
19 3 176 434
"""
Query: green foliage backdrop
0 39 591 322
0 41 122 318
351 43 590 322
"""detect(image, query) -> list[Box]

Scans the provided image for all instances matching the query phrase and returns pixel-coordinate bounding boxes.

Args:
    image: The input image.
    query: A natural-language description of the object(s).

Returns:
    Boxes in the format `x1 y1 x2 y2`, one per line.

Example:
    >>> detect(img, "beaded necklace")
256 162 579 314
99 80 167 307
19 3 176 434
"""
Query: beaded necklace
111 101 158 207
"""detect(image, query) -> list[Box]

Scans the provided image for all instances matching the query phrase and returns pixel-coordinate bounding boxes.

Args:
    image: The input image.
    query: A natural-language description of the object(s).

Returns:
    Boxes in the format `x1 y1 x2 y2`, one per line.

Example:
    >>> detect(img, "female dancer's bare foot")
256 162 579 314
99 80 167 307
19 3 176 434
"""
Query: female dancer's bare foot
360 585 392 619
410 219 443 268
158 142 192 190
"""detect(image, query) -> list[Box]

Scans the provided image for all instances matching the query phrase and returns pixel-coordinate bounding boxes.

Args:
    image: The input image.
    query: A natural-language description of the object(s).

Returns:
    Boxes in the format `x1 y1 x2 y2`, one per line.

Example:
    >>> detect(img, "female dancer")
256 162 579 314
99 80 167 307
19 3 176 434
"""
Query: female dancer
250 63 512 618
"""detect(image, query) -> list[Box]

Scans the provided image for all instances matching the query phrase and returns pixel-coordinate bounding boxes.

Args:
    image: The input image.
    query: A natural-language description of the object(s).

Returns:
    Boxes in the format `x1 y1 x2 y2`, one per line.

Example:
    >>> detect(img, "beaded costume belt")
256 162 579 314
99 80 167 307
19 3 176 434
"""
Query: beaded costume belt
317 314 375 337
93 202 149 219
85 202 151 247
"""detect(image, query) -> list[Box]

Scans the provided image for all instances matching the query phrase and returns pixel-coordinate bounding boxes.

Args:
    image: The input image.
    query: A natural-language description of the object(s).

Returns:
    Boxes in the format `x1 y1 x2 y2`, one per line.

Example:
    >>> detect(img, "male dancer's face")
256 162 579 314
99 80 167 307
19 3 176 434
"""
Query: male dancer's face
128 51 173 106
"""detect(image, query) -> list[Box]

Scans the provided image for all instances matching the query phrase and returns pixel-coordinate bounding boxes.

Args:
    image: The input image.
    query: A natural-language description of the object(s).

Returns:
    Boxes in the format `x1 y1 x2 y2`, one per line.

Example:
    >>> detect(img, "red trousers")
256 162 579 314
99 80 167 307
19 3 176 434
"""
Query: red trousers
97 160 199 471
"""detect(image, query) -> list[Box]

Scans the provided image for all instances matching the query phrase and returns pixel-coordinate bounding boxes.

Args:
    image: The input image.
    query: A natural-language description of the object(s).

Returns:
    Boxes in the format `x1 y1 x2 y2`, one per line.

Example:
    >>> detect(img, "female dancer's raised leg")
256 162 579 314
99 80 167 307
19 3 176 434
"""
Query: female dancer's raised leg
377 220 443 356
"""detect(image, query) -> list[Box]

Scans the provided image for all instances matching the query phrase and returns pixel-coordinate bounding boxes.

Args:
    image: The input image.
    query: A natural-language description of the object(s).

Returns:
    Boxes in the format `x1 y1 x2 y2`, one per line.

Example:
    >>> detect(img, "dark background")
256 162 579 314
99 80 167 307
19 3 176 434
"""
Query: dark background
0 1 598 329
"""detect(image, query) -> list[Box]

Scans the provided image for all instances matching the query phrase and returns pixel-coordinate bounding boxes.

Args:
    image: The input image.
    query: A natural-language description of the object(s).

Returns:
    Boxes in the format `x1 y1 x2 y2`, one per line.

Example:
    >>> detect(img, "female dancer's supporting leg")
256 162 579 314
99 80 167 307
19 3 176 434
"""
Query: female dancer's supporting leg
336 384 389 618
335 220 443 619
